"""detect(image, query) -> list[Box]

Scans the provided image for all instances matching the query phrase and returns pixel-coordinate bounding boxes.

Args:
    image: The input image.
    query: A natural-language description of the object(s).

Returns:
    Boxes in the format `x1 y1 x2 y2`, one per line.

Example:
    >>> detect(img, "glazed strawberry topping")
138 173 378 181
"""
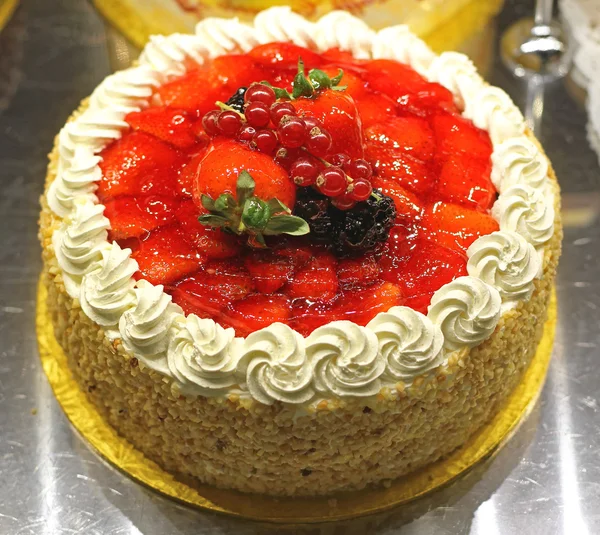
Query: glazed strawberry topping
98 43 498 336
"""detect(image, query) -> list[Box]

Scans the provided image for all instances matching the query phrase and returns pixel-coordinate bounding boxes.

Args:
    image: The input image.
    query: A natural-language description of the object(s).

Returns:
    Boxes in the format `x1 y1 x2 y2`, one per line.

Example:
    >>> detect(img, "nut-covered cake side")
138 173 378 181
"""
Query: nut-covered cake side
40 116 561 496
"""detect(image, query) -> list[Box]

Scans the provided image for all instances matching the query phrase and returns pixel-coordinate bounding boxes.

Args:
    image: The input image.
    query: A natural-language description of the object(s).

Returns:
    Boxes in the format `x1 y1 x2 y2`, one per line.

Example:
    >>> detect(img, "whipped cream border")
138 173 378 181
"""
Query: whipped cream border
46 7 556 406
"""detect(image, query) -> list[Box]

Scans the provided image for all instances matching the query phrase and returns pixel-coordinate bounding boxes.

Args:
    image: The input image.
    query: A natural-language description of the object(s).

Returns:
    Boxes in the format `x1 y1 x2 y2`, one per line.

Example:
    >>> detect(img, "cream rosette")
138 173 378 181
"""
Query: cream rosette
368 307 444 382
238 323 314 405
467 231 542 304
167 315 241 395
306 321 384 397
428 277 502 351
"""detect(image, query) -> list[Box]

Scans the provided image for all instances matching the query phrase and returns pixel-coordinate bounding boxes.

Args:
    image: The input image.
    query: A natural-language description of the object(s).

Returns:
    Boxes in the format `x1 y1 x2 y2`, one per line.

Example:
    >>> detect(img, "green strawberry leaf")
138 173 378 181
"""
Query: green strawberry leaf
267 198 291 214
292 58 314 99
241 198 271 230
330 69 344 86
215 193 236 213
308 69 332 91
264 215 310 236
237 170 256 204
260 81 291 100
201 195 216 212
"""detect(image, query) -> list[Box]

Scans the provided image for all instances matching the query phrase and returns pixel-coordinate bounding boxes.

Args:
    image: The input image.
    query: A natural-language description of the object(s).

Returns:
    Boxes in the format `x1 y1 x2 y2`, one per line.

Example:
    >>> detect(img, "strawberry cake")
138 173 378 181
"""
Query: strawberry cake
39 8 561 497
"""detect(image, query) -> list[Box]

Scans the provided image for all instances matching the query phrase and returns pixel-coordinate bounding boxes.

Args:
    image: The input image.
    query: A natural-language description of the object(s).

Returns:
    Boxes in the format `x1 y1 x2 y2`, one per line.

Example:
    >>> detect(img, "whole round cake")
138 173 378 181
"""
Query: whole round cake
39 8 561 497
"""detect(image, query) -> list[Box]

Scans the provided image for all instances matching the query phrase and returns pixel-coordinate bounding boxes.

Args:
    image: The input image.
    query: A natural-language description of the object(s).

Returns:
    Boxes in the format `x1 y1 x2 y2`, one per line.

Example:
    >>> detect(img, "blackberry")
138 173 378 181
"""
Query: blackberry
225 87 247 113
332 192 396 257
294 188 333 244
294 188 396 257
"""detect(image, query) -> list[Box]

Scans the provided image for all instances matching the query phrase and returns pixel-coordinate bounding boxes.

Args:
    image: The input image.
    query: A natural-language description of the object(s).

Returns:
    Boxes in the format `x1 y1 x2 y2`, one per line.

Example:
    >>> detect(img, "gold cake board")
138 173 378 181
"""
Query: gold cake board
36 279 557 524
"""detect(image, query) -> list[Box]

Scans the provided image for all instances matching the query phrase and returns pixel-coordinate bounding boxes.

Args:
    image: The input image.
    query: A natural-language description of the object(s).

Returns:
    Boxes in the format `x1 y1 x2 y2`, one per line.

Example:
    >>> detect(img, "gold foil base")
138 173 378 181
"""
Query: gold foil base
37 278 557 523
0 0 19 33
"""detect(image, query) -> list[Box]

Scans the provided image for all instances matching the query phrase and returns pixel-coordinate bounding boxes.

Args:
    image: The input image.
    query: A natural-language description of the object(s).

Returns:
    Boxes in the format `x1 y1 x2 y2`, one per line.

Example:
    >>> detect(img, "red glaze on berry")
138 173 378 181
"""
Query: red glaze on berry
98 43 499 336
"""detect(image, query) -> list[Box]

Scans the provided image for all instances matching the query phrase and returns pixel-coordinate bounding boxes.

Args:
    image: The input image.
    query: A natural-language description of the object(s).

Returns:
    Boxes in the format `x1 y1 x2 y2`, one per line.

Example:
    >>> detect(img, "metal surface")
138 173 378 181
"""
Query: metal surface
0 0 598 533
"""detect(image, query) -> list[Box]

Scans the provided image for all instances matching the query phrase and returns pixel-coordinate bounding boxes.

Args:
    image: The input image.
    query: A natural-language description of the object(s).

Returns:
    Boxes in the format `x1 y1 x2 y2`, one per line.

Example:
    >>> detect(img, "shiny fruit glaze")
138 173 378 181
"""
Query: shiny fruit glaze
97 43 498 337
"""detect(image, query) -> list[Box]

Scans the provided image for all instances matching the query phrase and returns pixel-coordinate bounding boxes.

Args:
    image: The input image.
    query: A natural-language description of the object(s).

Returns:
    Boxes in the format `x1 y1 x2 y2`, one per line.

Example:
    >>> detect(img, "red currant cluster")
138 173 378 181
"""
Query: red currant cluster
290 153 373 209
202 83 373 210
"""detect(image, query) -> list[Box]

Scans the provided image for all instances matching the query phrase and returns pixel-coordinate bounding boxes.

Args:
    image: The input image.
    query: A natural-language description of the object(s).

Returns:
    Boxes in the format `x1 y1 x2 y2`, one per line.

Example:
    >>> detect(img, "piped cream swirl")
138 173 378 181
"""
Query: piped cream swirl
80 244 138 338
315 11 374 59
368 307 444 382
238 323 313 405
53 197 110 298
428 277 502 351
490 137 549 193
61 110 128 153
48 150 100 217
89 66 162 113
254 7 315 48
492 185 555 247
307 321 384 397
139 34 207 79
427 52 484 109
195 17 258 57
467 231 541 304
119 280 182 374
465 86 525 144
168 315 241 395
372 25 435 76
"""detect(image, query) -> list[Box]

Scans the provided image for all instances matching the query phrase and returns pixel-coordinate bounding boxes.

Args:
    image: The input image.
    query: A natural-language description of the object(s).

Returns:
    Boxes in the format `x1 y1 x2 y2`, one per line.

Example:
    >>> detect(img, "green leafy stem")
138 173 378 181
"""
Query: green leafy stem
198 170 309 247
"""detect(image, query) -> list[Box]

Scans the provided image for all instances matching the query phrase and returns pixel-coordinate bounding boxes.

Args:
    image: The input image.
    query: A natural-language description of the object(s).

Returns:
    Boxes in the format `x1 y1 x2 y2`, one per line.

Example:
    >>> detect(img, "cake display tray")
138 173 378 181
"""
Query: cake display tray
36 278 557 523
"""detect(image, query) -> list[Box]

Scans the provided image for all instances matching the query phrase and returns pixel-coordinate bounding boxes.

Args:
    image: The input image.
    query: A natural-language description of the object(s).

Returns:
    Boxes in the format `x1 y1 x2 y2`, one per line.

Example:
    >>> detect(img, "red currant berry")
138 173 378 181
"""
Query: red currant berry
202 110 220 137
332 194 356 210
270 102 296 126
350 178 372 201
303 116 323 131
245 83 276 106
237 125 256 143
316 167 347 197
305 127 333 157
278 116 307 148
347 159 373 180
290 157 321 186
245 101 271 128
251 129 278 155
329 153 351 168
217 111 242 136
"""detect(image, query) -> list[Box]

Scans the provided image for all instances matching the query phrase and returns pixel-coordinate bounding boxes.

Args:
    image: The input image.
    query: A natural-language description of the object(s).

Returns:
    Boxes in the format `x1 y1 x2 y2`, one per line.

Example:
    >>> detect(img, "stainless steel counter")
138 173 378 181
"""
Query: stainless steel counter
0 0 598 533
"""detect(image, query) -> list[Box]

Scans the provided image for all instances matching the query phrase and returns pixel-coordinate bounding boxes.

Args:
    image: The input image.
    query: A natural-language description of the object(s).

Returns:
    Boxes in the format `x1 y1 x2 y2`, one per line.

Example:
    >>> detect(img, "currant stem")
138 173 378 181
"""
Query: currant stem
216 101 246 120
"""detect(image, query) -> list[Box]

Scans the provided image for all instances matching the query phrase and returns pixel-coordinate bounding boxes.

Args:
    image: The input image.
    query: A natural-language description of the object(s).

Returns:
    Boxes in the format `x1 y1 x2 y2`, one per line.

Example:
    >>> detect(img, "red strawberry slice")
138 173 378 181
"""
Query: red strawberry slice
378 230 418 283
125 107 198 149
220 293 292 336
176 200 240 259
105 196 180 240
421 201 499 252
372 178 423 223
365 116 435 162
171 260 254 318
286 250 338 300
363 59 429 99
155 69 220 116
244 251 295 294
248 42 324 70
337 255 380 290
393 238 467 297
98 132 186 200
354 92 396 128
293 90 364 159
132 225 205 285
177 146 209 198
436 155 495 212
291 281 403 336
208 55 265 95
397 83 459 116
322 66 365 97
402 293 434 315
193 139 296 209
432 112 493 160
